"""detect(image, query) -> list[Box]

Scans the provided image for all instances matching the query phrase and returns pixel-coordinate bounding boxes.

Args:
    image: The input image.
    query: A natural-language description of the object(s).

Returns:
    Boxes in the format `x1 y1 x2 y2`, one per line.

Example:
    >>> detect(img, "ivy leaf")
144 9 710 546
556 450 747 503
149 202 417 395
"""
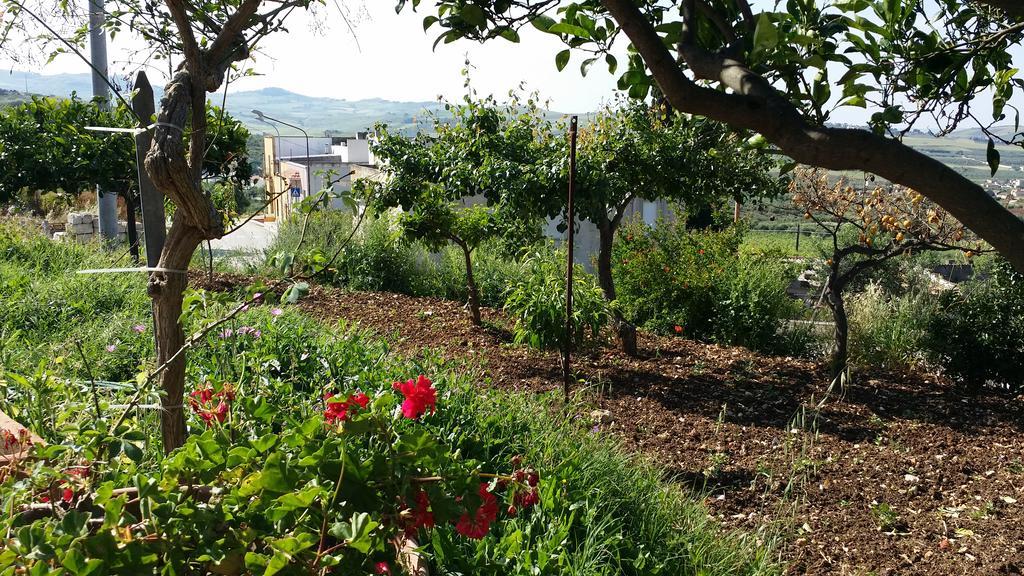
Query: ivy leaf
987 137 1001 176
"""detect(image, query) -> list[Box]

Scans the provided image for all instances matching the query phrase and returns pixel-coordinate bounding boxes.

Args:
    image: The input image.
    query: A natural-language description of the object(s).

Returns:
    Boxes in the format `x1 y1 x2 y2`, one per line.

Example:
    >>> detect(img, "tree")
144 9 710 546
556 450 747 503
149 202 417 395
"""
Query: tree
0 95 135 202
369 92 554 325
0 96 252 210
549 102 778 353
790 167 981 376
2 0 313 451
402 0 1024 273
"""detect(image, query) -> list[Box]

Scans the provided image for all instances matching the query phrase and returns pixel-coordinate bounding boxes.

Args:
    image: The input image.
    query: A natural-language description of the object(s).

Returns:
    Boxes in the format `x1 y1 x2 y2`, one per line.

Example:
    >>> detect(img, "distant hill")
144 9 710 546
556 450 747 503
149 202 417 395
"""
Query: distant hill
0 88 31 107
0 71 447 134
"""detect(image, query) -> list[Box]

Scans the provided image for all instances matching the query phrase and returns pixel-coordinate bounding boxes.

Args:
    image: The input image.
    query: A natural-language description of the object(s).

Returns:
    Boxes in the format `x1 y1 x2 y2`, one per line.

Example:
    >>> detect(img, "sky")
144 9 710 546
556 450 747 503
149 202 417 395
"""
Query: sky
2 0 1017 129
4 0 625 113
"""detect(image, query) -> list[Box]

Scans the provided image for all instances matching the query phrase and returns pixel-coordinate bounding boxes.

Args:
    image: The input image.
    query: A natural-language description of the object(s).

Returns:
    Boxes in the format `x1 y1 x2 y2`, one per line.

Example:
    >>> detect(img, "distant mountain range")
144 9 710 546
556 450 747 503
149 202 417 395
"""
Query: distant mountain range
0 71 446 134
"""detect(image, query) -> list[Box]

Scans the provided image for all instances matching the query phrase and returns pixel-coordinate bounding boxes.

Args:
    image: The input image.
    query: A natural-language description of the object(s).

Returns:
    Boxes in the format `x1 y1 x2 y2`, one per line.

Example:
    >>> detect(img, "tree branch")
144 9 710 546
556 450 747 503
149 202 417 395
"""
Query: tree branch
600 0 1024 273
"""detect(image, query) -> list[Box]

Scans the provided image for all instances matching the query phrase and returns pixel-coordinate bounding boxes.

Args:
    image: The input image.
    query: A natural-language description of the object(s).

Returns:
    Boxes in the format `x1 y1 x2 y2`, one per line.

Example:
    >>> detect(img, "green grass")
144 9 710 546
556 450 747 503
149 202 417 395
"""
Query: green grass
0 221 784 575
741 230 825 258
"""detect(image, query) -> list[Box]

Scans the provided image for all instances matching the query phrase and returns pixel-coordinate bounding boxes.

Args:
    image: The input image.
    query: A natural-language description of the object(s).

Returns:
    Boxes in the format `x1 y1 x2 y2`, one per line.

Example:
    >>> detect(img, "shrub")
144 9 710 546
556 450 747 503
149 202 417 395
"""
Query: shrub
846 283 935 369
503 247 611 350
613 219 799 353
923 259 1024 394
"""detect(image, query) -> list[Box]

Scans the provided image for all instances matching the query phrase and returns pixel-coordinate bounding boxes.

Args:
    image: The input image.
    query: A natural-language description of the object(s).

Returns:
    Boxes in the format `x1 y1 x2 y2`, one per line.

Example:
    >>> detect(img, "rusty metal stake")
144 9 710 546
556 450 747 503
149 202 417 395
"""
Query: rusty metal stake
563 115 578 403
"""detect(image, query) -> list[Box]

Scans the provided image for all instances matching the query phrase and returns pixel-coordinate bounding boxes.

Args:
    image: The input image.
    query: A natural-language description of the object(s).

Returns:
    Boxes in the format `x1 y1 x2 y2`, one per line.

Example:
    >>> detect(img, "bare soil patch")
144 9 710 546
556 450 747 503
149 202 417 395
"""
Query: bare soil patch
196 275 1024 575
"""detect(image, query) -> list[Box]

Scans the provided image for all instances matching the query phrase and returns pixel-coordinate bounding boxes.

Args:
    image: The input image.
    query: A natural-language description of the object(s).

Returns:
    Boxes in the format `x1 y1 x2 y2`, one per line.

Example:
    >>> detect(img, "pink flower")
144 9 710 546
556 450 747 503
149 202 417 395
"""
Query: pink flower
132 324 146 333
271 308 283 317
253 292 263 301
105 344 117 353
374 562 391 574
392 375 437 419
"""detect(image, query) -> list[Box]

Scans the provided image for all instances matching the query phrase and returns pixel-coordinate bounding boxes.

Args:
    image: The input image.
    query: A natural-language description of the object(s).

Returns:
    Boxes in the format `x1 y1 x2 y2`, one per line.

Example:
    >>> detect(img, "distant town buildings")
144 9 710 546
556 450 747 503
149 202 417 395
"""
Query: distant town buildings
261 132 380 220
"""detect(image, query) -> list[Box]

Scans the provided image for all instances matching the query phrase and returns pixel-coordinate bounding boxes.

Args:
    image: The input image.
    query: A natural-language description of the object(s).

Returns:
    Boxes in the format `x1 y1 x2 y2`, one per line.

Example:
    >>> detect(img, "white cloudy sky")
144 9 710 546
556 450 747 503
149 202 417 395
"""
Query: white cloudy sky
8 0 624 112
3 0 1015 127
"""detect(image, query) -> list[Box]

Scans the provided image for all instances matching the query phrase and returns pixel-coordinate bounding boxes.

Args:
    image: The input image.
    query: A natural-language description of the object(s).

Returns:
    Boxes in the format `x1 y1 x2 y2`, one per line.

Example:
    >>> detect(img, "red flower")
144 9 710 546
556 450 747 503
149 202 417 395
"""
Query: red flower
189 385 232 426
374 561 391 574
62 488 74 503
392 375 437 419
514 488 540 509
698 249 705 255
674 325 683 334
349 392 370 409
455 483 498 539
324 391 372 424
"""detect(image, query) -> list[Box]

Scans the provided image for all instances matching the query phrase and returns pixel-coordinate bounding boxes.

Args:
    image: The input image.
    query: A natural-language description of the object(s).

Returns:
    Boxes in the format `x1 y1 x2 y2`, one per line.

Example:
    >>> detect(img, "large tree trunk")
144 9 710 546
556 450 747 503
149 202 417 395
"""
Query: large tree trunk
824 277 849 379
148 219 204 452
600 0 1024 274
457 240 482 326
145 69 224 453
596 219 638 355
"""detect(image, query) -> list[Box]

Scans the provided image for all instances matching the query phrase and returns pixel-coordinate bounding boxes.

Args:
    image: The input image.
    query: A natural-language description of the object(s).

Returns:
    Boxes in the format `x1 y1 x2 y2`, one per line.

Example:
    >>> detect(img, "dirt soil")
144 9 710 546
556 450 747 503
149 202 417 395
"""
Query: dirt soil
197 275 1024 575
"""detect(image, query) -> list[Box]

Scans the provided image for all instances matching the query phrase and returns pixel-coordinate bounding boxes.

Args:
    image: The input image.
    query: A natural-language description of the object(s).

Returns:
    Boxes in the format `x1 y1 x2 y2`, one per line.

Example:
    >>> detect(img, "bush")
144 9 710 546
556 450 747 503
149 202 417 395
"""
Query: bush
267 210 530 308
613 219 800 353
923 259 1024 394
503 247 611 350
846 283 935 369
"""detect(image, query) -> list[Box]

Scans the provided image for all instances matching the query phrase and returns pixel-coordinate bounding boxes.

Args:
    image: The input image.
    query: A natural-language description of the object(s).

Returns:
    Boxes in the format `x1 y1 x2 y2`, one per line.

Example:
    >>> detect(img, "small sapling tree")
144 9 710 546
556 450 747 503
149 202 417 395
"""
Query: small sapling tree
790 167 982 377
549 101 778 354
369 91 554 325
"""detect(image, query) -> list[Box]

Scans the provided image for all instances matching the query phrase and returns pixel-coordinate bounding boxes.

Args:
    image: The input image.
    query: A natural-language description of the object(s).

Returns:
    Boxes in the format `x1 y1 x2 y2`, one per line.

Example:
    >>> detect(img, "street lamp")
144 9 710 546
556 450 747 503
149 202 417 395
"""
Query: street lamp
251 109 311 202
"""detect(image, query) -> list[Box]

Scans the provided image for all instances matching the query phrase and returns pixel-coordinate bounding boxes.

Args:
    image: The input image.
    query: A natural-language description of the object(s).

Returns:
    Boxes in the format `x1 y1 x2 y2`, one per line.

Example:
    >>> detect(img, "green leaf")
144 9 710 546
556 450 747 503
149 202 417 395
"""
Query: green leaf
547 22 589 38
422 15 438 31
555 49 570 72
530 14 557 32
460 4 486 28
752 13 778 54
987 137 1001 176
605 54 617 75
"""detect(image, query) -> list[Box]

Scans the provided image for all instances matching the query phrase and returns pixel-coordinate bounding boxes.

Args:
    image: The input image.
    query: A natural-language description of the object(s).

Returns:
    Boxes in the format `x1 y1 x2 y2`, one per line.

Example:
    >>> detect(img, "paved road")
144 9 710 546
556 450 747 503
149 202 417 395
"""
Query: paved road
208 219 279 264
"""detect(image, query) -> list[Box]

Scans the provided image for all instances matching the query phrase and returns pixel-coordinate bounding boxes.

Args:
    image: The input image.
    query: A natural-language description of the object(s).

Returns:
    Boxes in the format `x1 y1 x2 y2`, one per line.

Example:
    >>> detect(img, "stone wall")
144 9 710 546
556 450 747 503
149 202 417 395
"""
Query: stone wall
53 212 143 244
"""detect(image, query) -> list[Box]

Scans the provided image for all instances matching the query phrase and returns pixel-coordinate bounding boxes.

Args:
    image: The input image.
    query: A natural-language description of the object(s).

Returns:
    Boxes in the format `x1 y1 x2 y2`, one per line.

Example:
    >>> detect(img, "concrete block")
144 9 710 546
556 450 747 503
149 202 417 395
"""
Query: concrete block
70 222 93 234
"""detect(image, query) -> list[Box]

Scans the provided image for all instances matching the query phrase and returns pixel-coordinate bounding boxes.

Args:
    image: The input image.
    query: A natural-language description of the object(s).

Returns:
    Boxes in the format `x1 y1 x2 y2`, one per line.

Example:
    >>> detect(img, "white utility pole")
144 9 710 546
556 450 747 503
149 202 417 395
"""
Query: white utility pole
89 0 117 240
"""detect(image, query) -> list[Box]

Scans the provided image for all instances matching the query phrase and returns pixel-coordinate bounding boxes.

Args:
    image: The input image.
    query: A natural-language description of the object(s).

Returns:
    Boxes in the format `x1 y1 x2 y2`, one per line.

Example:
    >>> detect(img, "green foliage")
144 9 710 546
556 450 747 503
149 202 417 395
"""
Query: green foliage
0 230 780 575
846 283 935 369
613 219 799 353
923 259 1024 394
0 97 251 205
0 95 135 203
503 247 610 350
566 102 780 229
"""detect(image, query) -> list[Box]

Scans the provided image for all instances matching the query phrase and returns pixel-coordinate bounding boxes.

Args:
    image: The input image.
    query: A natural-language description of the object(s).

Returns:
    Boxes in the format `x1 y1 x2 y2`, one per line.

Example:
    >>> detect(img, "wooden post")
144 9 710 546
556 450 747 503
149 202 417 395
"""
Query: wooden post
132 71 165 268
562 115 578 403
124 191 140 263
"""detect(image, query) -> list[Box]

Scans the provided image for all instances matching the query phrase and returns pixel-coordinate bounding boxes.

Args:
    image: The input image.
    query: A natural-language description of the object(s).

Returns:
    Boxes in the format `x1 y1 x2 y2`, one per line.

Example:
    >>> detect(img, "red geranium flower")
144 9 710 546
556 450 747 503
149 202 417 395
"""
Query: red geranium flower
392 375 437 419
324 391 371 424
674 325 683 334
454 483 498 540
189 385 233 426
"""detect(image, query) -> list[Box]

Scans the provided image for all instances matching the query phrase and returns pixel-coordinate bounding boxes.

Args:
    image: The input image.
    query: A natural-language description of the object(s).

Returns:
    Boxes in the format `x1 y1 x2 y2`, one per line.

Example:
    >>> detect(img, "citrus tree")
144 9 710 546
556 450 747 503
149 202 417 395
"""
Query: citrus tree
369 92 555 325
401 0 1024 273
790 167 982 376
548 102 779 354
0 96 251 211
